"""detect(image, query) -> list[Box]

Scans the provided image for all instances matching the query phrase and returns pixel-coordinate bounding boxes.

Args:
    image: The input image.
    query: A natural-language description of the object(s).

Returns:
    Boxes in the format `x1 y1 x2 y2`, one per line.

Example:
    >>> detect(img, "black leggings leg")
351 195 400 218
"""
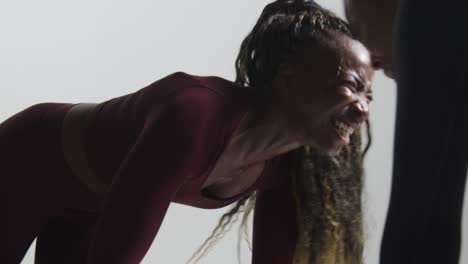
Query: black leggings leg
380 0 468 263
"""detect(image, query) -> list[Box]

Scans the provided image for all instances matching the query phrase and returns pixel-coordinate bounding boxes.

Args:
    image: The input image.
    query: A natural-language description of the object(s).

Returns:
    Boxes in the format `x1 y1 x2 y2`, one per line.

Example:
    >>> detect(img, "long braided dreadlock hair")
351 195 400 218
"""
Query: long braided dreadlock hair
187 1 371 263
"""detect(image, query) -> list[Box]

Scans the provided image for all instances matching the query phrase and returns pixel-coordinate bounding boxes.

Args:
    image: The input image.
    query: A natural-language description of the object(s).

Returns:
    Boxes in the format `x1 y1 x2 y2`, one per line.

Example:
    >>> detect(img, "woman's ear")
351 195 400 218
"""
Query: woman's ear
275 63 294 92
278 62 295 77
272 63 295 105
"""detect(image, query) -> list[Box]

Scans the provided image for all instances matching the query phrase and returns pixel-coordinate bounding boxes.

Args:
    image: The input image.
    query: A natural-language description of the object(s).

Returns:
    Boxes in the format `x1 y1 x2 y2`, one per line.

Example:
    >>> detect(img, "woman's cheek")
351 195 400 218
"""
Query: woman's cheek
340 86 354 97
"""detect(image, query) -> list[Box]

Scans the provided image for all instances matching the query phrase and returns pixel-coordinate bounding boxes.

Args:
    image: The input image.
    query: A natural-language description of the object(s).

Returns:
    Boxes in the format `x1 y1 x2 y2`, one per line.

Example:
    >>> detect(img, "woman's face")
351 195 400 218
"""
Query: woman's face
274 32 374 156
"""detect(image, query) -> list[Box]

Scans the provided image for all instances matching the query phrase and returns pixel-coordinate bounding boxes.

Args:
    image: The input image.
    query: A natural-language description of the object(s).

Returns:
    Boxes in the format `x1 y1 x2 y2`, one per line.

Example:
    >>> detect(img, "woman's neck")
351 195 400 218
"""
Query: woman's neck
229 106 306 167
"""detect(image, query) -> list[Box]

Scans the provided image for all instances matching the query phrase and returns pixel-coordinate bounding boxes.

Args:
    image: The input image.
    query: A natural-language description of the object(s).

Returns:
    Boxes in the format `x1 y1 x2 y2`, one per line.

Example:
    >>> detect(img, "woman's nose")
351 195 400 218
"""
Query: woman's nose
349 99 369 122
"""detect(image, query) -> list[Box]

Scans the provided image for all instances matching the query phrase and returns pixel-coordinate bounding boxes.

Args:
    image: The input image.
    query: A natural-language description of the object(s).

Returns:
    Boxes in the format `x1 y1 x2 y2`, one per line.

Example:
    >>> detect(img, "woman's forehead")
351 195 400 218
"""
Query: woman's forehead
296 34 373 77
336 38 372 69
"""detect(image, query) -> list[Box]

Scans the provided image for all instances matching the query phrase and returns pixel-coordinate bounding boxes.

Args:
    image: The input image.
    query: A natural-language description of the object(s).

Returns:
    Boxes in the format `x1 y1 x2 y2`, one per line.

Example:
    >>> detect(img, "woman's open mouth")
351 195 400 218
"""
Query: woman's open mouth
331 118 354 145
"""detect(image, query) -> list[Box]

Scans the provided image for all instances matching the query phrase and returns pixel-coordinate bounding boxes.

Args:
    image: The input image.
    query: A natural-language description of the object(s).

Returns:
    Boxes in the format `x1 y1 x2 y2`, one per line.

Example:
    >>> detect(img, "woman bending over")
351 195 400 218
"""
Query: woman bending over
1 1 375 263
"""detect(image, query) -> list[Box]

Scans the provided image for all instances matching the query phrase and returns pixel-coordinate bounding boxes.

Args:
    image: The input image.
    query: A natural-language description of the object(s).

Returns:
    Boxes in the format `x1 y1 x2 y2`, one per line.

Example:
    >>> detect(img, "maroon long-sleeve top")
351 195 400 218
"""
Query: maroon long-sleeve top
83 72 298 263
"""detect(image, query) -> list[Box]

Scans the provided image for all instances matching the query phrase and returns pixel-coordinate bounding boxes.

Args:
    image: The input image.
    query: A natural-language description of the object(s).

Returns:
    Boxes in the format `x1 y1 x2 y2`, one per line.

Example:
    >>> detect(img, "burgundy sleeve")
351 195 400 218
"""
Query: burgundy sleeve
251 179 298 264
87 87 225 264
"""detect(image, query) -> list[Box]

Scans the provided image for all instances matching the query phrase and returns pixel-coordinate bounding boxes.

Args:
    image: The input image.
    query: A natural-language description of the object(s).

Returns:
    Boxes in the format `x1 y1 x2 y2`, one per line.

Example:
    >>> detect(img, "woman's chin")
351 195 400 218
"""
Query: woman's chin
315 145 342 157
325 149 341 157
306 140 342 157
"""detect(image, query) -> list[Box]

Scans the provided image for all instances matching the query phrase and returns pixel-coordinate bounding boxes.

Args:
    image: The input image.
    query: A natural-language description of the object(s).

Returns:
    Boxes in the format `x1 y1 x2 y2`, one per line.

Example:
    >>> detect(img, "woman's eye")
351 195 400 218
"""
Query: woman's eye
342 81 357 90
342 85 355 96
366 95 374 102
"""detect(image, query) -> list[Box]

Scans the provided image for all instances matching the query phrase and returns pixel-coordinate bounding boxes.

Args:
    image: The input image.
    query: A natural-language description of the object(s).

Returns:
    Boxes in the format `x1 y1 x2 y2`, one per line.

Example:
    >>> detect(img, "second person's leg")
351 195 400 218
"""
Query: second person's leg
380 1 468 263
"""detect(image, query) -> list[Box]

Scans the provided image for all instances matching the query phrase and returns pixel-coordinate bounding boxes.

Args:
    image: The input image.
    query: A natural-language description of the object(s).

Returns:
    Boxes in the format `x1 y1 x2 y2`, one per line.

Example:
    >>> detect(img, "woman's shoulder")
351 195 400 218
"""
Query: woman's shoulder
153 71 239 96
176 72 236 95
141 71 250 113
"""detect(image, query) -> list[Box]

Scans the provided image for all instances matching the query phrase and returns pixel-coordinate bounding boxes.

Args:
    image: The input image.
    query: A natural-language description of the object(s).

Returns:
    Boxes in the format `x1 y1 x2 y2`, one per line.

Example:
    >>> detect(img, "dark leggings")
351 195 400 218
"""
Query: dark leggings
0 103 101 264
380 0 468 263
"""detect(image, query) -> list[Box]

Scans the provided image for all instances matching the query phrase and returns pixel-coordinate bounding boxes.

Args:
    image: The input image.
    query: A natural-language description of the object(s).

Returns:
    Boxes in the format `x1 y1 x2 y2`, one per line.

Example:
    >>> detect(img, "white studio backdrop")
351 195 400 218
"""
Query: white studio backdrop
0 0 466 263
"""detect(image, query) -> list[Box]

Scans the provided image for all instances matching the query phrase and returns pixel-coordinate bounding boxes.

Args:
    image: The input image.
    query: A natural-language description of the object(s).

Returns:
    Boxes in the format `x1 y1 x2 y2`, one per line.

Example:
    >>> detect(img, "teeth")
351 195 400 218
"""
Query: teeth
333 119 354 135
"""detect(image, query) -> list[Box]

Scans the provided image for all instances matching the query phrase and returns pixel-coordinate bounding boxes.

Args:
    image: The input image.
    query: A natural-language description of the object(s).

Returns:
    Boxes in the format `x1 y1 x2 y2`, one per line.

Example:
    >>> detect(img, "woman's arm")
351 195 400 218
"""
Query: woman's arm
86 87 226 264
252 177 298 264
